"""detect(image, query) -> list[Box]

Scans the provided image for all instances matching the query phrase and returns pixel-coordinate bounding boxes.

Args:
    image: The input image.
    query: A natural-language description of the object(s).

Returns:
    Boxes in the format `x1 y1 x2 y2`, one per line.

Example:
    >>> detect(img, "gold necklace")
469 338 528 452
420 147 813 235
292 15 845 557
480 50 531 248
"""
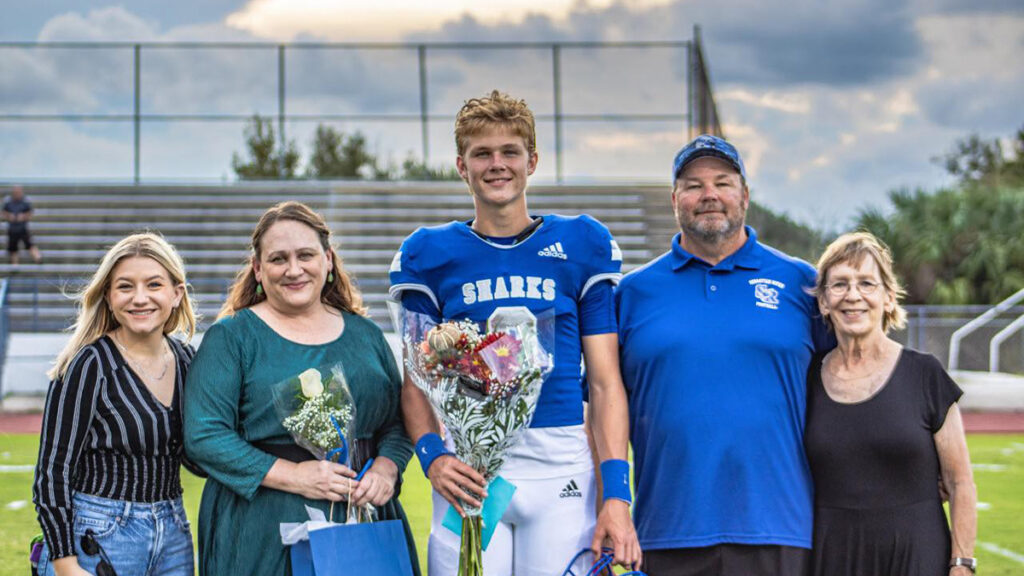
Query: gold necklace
112 332 172 381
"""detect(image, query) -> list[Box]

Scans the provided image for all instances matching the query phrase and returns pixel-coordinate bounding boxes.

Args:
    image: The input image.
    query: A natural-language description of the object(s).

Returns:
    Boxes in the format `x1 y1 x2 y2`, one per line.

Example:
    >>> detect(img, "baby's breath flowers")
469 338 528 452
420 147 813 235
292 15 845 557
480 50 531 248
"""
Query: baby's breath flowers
274 364 355 461
283 391 354 453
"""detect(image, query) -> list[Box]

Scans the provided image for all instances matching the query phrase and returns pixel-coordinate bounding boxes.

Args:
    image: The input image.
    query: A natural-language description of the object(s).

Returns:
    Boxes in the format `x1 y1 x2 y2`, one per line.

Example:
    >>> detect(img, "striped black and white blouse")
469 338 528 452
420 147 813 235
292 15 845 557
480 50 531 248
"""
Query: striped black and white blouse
32 335 201 560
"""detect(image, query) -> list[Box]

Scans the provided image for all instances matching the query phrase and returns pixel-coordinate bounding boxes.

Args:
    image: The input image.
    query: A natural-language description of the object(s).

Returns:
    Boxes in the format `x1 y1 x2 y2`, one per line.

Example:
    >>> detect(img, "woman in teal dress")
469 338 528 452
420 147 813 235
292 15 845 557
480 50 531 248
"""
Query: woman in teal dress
184 201 418 576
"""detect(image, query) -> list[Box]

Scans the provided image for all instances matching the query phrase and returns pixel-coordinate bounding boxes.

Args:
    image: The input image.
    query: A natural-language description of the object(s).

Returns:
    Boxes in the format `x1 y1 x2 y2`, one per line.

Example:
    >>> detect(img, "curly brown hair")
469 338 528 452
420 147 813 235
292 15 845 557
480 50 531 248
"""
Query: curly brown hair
454 89 537 157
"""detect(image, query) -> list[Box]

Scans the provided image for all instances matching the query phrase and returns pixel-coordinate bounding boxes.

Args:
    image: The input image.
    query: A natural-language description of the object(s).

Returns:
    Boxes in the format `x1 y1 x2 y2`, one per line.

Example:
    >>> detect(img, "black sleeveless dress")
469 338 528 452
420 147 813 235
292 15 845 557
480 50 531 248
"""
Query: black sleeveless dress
804 348 962 576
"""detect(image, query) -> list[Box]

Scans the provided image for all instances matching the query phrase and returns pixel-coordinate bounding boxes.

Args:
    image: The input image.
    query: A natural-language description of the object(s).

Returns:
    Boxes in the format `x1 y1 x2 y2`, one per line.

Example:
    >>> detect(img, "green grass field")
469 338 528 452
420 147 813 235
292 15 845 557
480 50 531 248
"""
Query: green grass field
2 434 1022 575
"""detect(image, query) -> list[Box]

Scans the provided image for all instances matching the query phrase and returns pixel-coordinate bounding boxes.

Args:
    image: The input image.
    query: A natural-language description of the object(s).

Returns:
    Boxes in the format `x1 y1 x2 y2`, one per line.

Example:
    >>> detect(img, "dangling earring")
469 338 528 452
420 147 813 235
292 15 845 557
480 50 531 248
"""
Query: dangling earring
327 272 334 283
256 283 264 295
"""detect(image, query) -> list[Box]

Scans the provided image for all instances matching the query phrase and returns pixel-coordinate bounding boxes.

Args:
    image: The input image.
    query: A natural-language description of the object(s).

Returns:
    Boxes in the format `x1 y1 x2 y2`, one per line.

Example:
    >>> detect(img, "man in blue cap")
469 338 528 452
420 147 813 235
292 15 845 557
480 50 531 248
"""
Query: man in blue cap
615 135 832 575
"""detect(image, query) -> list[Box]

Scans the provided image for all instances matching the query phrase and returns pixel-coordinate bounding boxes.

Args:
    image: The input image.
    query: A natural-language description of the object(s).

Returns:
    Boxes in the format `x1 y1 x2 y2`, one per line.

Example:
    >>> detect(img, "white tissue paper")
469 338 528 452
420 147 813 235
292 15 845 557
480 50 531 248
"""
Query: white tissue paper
279 505 339 545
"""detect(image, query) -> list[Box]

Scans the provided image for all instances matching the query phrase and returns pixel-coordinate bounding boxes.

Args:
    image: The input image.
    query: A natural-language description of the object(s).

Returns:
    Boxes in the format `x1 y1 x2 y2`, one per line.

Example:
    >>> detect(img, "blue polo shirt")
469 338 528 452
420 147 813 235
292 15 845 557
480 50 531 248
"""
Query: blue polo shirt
616 227 832 551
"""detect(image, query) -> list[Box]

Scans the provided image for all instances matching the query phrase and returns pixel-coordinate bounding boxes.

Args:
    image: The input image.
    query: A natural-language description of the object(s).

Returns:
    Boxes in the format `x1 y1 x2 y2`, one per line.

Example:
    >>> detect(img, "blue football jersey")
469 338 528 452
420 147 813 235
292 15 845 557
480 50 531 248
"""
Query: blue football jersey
390 214 622 428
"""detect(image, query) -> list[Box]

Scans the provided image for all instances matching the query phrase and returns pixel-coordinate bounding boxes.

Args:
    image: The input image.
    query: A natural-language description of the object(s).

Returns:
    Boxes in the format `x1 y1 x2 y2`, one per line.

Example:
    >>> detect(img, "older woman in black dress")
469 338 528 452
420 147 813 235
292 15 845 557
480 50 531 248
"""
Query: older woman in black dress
804 232 977 576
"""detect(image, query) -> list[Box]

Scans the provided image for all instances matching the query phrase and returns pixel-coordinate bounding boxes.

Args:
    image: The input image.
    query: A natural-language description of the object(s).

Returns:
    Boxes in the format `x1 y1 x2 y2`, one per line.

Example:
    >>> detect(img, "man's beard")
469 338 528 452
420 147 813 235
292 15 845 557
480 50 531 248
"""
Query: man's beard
676 203 746 244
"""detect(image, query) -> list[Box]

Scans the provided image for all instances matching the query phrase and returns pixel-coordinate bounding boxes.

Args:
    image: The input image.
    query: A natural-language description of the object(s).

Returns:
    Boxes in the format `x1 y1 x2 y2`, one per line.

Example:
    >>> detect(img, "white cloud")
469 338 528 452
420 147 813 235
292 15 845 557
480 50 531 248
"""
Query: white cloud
886 89 920 117
717 89 812 114
916 13 1024 82
225 0 675 41
4 1 1019 231
37 6 161 41
0 124 131 179
718 122 770 179
578 130 681 151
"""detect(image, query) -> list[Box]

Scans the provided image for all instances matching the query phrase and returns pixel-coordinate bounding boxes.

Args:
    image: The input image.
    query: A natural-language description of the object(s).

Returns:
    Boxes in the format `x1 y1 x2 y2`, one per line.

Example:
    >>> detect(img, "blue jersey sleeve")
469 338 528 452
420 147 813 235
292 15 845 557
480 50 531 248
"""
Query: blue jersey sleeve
577 215 623 301
388 228 440 311
401 290 441 322
579 280 616 336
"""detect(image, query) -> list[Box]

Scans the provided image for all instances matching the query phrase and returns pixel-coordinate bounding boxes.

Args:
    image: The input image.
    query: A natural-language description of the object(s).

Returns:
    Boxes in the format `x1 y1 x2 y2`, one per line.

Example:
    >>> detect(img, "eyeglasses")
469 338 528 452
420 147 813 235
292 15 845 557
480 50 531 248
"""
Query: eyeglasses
81 530 118 576
825 280 881 297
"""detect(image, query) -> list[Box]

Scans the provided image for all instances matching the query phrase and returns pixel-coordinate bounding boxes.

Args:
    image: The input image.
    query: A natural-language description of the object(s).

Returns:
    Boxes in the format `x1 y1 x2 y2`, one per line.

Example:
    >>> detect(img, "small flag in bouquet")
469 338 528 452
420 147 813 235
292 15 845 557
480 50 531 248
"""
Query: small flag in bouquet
401 306 555 576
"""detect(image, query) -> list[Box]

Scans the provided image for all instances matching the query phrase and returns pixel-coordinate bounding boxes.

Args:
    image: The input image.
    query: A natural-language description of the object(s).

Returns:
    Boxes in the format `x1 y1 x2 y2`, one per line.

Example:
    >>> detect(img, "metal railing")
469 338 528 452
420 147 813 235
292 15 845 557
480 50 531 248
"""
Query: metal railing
948 288 1024 371
992 314 1024 372
0 28 722 183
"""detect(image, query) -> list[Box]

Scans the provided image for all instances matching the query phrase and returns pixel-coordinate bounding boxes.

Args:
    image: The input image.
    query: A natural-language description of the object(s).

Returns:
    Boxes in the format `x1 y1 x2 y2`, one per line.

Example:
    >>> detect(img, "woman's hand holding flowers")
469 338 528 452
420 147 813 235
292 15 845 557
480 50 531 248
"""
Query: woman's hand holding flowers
288 459 357 501
350 456 399 507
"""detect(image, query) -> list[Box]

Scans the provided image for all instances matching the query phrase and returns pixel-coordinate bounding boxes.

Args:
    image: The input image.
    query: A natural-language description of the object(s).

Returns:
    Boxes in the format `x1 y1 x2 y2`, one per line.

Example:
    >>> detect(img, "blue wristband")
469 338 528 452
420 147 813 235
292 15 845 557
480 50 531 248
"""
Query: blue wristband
600 459 632 504
415 433 452 478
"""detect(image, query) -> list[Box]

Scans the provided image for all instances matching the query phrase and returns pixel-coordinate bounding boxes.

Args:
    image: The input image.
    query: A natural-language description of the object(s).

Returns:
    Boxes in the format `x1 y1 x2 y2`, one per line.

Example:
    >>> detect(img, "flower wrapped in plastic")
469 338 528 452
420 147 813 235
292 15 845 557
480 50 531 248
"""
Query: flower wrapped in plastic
401 306 555 575
273 363 371 523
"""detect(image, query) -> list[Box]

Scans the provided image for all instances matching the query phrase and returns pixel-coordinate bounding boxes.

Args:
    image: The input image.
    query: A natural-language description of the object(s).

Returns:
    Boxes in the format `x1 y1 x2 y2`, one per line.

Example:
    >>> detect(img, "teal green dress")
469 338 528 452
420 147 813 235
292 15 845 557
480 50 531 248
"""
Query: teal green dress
184 309 418 576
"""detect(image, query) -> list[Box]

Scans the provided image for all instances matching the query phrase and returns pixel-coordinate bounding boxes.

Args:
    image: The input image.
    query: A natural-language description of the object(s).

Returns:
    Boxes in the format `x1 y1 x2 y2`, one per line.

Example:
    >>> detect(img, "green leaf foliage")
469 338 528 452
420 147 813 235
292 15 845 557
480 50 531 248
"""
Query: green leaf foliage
855 127 1024 304
231 115 300 179
746 200 827 262
307 126 380 179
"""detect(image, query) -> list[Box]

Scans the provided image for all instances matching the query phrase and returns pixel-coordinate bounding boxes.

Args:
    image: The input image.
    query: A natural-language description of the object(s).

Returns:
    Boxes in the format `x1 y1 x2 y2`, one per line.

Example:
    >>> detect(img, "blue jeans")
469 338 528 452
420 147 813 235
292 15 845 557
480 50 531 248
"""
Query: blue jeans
37 492 194 576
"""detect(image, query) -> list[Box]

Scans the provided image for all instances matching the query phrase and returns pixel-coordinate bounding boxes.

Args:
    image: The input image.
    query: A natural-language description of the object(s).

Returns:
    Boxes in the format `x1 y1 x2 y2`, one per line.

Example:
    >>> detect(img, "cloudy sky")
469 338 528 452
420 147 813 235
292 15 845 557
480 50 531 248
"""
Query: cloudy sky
1 0 1021 229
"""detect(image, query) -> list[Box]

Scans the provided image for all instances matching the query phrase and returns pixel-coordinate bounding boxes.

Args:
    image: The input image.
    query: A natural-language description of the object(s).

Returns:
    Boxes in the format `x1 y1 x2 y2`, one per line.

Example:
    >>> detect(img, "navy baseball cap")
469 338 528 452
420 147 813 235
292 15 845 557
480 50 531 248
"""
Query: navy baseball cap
672 134 747 181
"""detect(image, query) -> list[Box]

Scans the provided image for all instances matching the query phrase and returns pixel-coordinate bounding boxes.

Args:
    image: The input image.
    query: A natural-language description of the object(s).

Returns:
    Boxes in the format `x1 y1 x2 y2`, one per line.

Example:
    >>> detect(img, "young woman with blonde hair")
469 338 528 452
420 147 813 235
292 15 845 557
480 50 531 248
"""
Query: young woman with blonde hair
33 232 202 576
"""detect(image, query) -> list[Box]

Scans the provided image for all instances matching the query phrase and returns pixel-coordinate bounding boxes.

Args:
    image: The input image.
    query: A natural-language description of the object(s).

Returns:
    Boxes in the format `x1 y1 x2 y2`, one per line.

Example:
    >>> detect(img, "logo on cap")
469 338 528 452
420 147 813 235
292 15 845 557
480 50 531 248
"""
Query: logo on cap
673 134 747 182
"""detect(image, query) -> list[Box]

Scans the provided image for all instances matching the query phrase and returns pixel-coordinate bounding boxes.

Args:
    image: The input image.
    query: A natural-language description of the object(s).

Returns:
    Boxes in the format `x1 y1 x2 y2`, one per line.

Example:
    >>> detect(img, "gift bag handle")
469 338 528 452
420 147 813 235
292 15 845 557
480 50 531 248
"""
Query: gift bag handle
562 548 646 576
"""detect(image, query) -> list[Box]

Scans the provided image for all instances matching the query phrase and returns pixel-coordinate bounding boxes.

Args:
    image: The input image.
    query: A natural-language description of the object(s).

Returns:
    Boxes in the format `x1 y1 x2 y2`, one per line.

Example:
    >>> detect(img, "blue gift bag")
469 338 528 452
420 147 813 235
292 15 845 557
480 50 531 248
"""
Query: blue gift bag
290 520 414 576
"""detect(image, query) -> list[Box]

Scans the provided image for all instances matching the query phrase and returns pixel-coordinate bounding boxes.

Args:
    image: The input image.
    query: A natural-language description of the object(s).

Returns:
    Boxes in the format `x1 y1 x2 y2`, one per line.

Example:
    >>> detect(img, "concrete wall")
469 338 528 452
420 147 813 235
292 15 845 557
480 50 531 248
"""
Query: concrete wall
2 331 403 397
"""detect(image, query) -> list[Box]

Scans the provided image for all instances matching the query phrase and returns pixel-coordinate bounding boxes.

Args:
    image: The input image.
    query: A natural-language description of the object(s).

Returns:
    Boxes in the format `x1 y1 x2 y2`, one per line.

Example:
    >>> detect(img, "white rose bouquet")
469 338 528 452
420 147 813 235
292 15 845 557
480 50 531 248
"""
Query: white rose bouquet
274 364 356 462
273 362 375 523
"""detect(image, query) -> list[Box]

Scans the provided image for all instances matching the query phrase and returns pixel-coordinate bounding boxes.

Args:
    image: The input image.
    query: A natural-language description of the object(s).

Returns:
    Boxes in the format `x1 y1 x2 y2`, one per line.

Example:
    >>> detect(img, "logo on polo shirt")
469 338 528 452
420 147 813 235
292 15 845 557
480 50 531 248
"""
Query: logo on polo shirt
749 278 785 310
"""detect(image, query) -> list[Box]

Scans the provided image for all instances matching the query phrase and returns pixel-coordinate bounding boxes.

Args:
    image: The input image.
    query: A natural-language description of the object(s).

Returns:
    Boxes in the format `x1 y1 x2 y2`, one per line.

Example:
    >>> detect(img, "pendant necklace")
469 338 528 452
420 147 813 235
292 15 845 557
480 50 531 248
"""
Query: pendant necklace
112 331 171 381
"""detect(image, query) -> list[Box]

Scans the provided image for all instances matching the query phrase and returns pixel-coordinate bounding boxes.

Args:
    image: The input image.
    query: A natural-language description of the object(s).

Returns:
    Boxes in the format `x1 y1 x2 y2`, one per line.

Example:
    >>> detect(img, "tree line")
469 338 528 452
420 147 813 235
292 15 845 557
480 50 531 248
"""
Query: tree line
231 116 1024 305
856 128 1024 305
231 115 460 181
745 126 1024 305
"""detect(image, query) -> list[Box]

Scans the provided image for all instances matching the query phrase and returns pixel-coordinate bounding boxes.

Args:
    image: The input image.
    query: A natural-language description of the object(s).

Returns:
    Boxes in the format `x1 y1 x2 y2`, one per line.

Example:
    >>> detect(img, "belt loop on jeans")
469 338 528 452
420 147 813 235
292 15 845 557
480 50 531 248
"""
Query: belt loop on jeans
167 499 184 529
120 500 132 525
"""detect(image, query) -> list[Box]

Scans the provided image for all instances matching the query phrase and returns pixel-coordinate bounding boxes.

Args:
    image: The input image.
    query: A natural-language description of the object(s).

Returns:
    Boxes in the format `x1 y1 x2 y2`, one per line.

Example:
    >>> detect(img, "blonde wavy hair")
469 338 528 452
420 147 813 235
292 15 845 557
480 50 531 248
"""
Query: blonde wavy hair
813 231 908 334
49 233 197 380
454 89 537 157
219 201 366 319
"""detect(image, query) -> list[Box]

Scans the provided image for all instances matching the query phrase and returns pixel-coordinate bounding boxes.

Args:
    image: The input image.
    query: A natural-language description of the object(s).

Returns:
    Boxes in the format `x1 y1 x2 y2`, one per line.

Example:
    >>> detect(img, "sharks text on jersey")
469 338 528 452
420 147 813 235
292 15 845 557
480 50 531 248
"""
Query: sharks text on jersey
462 276 556 304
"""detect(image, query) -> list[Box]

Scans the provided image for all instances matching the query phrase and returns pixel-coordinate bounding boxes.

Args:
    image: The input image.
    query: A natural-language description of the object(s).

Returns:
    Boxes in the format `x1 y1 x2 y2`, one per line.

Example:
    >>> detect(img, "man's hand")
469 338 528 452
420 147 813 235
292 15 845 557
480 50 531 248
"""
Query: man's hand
427 454 488 517
591 499 642 568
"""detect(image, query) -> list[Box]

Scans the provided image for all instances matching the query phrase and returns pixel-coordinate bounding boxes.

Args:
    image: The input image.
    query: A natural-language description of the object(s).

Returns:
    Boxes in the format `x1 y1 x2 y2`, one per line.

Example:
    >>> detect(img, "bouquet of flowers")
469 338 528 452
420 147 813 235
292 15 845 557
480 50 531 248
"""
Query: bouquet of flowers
273 363 370 523
401 306 555 576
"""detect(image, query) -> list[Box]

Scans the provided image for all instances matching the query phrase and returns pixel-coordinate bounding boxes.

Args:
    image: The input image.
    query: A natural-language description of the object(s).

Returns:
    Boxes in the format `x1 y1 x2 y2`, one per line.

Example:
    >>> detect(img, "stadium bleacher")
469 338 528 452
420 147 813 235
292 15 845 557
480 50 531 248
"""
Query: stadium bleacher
1 183 675 332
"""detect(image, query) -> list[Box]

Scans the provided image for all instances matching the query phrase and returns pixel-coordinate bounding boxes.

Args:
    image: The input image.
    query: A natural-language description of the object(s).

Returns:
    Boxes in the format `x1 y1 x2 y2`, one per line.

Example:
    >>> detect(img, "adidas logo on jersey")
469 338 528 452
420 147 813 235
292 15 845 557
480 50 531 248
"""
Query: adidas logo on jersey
538 242 567 260
559 479 582 499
